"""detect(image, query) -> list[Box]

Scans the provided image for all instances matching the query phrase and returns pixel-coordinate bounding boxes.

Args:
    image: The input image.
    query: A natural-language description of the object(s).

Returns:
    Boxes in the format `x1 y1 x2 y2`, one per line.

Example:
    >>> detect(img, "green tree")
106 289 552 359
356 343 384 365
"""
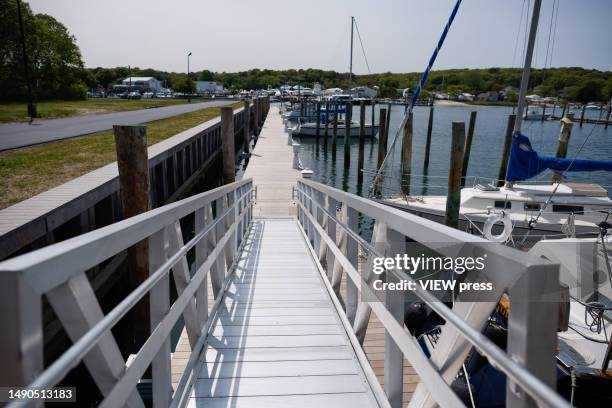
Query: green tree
173 77 196 94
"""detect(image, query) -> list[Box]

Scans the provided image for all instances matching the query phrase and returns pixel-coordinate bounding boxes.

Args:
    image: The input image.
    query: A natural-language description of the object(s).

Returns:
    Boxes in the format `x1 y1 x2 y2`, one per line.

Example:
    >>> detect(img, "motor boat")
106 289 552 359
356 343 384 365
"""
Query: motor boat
523 106 551 121
292 119 378 138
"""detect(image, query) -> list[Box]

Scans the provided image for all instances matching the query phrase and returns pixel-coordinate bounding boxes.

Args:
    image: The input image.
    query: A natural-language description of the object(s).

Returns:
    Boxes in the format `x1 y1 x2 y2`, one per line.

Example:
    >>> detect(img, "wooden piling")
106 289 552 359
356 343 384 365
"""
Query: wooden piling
401 112 413 195
377 108 388 171
358 101 366 184
221 106 236 184
423 106 434 170
253 98 260 136
560 104 567 119
344 102 352 168
606 105 611 129
541 104 546 122
445 122 465 229
580 104 586 127
552 113 574 183
243 99 250 153
332 102 339 154
113 124 151 347
315 101 321 142
461 111 477 187
497 114 516 187
324 100 330 146
371 100 376 131
385 104 392 140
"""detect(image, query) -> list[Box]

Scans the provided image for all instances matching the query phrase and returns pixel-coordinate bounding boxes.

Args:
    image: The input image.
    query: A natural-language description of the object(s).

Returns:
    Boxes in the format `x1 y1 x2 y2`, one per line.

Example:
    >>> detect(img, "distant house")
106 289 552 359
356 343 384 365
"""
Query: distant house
351 86 377 99
458 93 475 101
121 77 162 92
195 81 225 95
500 86 519 100
476 91 499 102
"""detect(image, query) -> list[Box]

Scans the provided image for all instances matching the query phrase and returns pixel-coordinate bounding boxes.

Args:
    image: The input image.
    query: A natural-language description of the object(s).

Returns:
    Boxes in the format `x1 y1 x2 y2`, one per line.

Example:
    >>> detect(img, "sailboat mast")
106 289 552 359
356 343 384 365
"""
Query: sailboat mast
513 0 542 134
348 16 354 98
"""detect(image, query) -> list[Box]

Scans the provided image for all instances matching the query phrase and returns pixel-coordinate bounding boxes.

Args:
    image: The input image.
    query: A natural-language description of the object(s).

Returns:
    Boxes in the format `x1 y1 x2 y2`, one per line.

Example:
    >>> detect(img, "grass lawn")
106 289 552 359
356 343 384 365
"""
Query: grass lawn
0 98 213 123
0 102 241 210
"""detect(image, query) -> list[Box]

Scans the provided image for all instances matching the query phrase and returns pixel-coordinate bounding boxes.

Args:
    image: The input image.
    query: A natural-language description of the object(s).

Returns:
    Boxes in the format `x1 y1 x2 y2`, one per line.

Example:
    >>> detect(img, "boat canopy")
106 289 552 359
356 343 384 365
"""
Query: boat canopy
506 134 612 182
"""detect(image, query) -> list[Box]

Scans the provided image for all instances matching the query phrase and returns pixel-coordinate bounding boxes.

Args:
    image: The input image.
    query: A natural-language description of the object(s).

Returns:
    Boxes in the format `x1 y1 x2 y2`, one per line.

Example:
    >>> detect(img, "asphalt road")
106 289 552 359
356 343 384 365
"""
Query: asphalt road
0 99 233 151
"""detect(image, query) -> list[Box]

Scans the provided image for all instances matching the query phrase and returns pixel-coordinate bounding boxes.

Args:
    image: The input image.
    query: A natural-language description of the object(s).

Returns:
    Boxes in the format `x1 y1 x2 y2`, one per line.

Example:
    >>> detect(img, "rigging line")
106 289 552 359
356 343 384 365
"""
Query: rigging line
368 0 463 197
543 0 556 69
550 0 560 68
353 18 371 74
512 0 528 68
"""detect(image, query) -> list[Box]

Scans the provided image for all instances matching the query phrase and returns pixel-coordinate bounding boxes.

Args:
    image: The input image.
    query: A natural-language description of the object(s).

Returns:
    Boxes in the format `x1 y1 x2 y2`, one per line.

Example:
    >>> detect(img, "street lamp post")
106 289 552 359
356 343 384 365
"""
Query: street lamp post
16 0 36 123
187 52 192 103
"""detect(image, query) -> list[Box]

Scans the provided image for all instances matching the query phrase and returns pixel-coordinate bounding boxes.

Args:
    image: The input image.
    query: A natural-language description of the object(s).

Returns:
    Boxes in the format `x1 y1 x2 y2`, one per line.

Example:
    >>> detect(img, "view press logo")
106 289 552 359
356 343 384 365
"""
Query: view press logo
372 253 488 275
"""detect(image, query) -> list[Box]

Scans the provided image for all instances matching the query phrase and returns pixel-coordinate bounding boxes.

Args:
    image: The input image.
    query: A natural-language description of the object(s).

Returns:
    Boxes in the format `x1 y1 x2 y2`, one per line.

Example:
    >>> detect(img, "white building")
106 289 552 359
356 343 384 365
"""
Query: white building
121 77 162 92
351 86 377 99
195 81 225 95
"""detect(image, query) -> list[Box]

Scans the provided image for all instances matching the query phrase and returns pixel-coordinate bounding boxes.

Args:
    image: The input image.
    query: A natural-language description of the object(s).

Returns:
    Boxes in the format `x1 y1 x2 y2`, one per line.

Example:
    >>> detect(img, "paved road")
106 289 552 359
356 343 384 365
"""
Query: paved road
0 100 233 151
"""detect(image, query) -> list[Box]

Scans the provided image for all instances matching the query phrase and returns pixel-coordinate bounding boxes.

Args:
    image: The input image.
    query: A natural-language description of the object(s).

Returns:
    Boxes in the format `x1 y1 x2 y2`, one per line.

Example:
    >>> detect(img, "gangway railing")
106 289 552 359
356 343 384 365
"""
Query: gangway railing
0 179 254 408
296 179 568 408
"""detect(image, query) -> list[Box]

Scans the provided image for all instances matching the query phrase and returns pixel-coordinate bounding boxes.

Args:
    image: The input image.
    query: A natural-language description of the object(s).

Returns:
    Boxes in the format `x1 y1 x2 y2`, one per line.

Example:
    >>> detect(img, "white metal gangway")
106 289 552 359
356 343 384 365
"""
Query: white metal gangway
0 178 569 407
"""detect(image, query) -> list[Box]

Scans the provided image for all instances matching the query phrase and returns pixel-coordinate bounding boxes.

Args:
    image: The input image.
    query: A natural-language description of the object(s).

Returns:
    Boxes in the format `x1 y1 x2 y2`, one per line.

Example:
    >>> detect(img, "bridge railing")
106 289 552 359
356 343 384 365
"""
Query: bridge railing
0 178 254 408
296 179 567 408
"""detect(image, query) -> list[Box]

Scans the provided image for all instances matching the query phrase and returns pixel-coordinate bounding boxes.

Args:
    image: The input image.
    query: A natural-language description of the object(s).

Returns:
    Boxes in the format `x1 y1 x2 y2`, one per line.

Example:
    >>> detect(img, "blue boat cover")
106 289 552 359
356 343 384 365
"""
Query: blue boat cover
506 133 612 182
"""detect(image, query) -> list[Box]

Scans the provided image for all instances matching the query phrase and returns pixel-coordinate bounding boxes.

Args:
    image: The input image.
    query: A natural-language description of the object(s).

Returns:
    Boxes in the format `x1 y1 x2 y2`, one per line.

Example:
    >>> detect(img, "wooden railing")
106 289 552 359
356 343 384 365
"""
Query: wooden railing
296 179 568 408
0 179 254 408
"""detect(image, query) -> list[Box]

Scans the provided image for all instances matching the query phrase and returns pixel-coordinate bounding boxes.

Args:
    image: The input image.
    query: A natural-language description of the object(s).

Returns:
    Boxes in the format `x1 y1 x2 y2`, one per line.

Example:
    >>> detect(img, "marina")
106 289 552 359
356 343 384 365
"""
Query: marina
1 0 612 407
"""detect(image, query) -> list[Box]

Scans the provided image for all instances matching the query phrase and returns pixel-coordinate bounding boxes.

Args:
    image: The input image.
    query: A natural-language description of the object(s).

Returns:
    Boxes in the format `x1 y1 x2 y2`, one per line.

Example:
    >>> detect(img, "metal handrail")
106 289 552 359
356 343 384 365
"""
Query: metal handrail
296 179 568 408
0 179 254 408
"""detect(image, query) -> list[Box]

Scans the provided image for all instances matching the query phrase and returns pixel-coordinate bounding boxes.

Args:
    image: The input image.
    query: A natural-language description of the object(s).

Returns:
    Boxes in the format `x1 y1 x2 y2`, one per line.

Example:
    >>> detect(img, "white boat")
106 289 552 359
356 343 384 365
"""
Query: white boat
528 233 612 380
523 107 551 121
292 119 378 138
378 183 612 246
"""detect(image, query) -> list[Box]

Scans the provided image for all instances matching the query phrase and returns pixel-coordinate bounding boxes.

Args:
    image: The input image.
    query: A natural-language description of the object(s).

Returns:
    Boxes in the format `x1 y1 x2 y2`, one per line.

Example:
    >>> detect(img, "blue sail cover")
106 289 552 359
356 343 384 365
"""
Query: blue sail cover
506 133 612 182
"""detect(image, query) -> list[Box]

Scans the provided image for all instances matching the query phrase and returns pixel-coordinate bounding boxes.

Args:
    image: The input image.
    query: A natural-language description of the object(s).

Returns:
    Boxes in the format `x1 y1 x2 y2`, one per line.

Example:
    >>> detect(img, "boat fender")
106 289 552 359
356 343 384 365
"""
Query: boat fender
483 212 513 243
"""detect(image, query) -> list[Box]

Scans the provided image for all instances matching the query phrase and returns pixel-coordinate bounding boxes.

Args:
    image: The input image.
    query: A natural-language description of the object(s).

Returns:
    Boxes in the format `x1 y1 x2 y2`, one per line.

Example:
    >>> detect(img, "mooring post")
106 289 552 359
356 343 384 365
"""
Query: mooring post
401 111 413 195
358 101 366 184
374 108 388 195
221 106 235 184
385 103 392 140
243 99 250 153
580 104 586 127
497 114 516 187
552 113 575 183
253 97 260 136
332 102 339 156
324 100 330 147
551 103 556 118
344 102 352 168
371 100 376 130
113 124 151 347
445 122 465 229
461 111 477 187
560 103 567 119
541 104 546 122
606 104 611 129
316 101 321 142
423 106 434 170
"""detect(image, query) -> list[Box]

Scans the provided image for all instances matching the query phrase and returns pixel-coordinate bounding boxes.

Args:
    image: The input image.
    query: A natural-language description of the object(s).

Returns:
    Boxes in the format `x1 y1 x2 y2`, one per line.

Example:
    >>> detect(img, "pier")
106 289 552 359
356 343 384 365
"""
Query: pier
0 105 567 407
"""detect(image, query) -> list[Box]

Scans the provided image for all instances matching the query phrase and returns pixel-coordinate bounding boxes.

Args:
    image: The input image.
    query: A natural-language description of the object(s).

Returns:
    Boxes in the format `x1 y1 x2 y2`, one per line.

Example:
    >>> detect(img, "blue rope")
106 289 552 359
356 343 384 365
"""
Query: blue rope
410 0 463 109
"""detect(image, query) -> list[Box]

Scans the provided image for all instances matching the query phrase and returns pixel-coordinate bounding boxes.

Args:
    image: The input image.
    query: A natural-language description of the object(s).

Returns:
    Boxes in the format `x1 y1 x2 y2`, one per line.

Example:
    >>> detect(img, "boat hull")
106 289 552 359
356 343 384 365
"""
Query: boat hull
293 123 378 138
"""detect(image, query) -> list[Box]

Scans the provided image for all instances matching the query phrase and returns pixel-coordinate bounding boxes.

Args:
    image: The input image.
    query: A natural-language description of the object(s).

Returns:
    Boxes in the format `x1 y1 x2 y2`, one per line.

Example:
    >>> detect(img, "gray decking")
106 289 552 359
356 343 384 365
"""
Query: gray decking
188 218 382 407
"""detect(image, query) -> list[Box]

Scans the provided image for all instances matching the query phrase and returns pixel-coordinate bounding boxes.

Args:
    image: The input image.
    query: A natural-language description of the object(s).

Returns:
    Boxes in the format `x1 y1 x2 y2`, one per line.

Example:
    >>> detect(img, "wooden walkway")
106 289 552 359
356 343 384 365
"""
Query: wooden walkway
186 218 382 407
242 106 300 217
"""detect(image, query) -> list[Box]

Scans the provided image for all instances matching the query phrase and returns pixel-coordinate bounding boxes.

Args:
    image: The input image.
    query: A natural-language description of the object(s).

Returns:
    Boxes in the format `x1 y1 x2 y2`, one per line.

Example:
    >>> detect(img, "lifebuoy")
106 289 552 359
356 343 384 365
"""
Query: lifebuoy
483 212 513 242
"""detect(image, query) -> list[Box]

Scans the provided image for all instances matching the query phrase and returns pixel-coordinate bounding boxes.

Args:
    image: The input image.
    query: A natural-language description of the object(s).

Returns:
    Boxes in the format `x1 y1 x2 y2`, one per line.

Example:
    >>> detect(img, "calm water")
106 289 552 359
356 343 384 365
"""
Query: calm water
294 104 612 198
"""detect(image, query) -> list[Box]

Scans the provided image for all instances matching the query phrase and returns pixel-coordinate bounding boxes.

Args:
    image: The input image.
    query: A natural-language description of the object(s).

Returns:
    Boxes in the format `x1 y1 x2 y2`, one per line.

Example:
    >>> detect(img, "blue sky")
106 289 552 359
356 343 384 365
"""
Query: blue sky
29 0 612 73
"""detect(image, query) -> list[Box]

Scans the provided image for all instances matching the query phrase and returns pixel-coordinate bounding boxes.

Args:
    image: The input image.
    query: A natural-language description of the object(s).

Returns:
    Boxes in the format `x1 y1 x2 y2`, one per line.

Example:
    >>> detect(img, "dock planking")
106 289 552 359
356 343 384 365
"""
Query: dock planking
187 218 383 407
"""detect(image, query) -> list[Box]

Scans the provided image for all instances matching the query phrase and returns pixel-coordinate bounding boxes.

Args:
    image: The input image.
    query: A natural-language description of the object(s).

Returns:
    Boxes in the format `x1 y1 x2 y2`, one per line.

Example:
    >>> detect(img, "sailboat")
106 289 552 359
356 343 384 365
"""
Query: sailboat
292 17 379 138
375 0 612 248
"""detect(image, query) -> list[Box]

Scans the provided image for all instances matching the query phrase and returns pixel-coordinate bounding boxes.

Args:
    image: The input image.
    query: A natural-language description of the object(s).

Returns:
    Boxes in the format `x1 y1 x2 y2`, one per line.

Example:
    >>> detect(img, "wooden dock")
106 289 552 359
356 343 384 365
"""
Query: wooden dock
243 106 300 217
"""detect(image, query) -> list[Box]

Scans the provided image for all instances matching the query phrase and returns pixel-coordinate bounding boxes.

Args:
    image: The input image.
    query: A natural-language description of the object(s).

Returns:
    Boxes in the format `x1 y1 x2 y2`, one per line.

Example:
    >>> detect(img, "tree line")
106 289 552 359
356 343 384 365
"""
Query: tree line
2 1 611 103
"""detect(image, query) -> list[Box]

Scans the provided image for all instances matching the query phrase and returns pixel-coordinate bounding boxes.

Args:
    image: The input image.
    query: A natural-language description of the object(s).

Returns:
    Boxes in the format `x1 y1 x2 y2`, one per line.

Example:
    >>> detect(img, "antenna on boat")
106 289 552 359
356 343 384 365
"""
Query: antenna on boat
349 16 354 99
